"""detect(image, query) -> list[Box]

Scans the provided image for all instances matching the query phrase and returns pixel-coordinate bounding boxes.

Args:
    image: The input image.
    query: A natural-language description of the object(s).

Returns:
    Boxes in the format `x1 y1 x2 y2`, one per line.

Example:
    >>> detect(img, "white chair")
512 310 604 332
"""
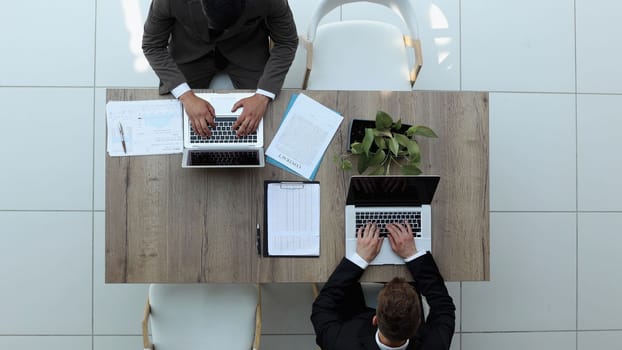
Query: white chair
142 284 261 350
301 0 423 91
209 72 235 89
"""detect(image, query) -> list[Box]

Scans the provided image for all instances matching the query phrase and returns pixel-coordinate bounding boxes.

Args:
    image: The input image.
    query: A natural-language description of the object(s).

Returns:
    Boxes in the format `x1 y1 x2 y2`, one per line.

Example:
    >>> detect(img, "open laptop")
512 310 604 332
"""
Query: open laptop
345 175 440 265
182 92 265 168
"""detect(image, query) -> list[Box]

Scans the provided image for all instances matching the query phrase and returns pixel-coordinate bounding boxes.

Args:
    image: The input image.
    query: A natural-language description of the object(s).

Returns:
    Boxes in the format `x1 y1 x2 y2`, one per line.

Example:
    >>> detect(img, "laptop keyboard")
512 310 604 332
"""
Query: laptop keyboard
355 211 422 238
190 117 257 144
190 150 260 166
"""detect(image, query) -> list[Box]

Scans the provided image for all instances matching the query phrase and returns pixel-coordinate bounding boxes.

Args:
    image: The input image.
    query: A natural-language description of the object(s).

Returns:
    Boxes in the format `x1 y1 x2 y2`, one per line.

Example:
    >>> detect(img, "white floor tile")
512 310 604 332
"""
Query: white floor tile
0 88 94 211
94 89 107 211
0 1 94 86
578 331 622 350
463 332 576 350
447 282 461 332
450 334 460 350
342 0 461 91
261 334 317 350
0 212 92 334
576 0 622 93
489 93 576 211
261 284 316 334
461 0 575 92
94 336 143 350
462 213 576 332
93 213 149 335
578 213 622 330
0 336 91 350
577 95 622 211
95 0 158 87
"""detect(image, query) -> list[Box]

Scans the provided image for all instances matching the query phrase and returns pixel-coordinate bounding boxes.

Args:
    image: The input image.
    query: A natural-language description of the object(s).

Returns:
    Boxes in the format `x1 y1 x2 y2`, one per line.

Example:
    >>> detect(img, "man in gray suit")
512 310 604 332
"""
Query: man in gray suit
142 0 298 137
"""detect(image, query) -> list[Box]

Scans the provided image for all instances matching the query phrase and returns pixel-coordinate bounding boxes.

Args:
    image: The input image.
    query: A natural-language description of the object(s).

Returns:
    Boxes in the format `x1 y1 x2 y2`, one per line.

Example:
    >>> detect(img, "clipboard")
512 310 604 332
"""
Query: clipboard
262 180 320 257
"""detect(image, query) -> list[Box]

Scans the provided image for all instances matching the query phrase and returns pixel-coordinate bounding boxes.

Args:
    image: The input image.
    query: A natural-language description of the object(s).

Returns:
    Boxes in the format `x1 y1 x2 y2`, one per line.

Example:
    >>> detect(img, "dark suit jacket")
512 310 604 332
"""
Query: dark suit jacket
142 0 298 95
311 254 455 350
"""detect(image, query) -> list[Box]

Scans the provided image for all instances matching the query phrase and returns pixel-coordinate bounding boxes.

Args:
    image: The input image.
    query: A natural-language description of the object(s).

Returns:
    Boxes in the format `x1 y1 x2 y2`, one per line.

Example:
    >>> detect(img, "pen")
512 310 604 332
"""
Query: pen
256 224 261 255
118 122 127 154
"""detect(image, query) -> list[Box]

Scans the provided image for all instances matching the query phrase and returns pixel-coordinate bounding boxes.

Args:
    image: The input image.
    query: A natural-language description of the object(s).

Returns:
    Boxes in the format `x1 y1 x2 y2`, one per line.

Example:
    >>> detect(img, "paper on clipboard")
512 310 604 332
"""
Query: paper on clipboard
266 182 320 256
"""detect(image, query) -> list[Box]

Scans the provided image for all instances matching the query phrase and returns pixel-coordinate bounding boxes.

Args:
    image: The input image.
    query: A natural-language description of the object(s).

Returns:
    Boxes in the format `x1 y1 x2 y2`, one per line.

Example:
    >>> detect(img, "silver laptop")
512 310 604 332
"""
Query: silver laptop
345 175 440 265
182 92 265 168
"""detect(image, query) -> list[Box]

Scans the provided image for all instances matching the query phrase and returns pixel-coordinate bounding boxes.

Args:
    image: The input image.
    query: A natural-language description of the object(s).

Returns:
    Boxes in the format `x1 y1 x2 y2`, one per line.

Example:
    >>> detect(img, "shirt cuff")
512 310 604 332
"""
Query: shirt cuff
171 83 191 99
404 250 427 263
347 252 369 270
255 89 275 100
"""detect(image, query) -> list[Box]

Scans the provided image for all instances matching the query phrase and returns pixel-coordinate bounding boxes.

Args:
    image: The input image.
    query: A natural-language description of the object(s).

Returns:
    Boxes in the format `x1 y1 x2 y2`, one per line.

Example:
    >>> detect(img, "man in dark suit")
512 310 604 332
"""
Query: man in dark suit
312 222 455 350
142 0 298 137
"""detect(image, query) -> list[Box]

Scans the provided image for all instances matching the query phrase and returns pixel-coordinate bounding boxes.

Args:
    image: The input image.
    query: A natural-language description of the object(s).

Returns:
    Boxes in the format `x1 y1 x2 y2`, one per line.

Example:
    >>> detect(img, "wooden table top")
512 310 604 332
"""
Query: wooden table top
106 89 489 283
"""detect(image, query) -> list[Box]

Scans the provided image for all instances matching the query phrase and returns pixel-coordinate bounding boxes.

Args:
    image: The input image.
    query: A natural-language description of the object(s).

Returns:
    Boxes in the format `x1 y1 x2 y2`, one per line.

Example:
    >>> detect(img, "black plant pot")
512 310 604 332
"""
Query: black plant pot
348 119 412 152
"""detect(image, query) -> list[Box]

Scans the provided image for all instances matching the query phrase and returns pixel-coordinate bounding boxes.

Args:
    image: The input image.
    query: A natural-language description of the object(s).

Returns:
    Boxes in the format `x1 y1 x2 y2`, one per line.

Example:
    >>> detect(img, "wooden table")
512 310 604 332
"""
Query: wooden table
106 89 489 283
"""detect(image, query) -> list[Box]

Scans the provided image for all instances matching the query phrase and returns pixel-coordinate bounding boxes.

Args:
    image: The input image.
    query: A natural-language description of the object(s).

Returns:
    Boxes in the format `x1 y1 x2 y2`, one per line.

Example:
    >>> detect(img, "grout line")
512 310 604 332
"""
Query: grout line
92 0 98 348
574 1 579 348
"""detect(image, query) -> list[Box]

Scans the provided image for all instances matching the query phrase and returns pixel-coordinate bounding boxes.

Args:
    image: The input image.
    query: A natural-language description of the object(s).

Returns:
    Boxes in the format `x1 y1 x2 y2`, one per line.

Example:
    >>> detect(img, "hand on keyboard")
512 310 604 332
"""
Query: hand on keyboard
386 221 418 259
355 223 384 263
180 91 216 137
232 93 269 136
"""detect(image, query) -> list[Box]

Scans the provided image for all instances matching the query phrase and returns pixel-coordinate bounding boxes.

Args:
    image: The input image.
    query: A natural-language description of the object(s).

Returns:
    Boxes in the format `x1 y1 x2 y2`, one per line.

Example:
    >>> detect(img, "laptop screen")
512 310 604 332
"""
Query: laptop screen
346 176 440 207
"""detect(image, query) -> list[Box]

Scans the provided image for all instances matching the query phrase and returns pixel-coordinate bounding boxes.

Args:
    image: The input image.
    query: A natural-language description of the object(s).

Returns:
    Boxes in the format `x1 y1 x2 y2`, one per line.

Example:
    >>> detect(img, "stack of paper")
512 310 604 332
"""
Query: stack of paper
266 94 343 180
106 99 183 156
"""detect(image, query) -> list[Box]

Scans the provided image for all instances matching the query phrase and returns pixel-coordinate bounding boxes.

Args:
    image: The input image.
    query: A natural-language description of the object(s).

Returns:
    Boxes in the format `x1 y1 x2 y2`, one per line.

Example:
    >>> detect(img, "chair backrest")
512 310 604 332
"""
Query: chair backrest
302 0 423 90
148 284 259 350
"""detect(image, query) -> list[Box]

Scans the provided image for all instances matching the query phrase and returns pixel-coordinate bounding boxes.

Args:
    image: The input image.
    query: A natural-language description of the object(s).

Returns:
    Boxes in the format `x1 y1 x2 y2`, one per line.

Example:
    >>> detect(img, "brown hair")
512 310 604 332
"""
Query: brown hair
376 277 422 342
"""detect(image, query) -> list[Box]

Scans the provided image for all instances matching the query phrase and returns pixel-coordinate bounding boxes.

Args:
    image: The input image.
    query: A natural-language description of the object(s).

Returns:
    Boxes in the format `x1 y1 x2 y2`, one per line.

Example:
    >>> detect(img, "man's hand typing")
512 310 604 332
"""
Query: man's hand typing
355 223 384 263
179 91 216 137
231 93 269 136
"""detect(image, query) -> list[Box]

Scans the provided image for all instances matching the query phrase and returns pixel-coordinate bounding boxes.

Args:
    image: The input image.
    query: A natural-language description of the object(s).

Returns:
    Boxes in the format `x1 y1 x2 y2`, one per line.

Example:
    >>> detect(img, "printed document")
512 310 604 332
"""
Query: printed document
266 182 320 256
266 94 343 180
106 99 182 156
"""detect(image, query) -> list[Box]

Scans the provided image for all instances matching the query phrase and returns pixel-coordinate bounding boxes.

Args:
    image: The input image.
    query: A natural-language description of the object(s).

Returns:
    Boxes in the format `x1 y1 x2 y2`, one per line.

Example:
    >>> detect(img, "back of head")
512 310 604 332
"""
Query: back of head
201 0 246 30
376 277 422 343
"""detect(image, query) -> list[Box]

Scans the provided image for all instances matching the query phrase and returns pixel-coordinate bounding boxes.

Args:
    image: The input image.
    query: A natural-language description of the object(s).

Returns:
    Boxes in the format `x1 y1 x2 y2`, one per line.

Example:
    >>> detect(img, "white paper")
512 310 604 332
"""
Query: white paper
106 99 183 156
266 93 343 179
267 182 320 256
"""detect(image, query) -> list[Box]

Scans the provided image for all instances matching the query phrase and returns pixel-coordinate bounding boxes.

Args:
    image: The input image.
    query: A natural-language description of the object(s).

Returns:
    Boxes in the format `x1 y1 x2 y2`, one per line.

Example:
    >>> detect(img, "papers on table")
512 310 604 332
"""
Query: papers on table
106 99 182 156
265 182 320 256
266 93 343 180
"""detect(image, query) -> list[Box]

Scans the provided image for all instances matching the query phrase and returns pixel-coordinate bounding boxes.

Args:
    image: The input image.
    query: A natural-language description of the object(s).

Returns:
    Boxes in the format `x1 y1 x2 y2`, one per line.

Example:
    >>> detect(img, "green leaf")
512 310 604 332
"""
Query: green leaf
340 159 352 170
372 129 392 138
394 133 410 147
392 119 402 131
368 150 386 167
351 142 364 155
375 111 393 131
405 139 421 158
357 153 370 174
362 128 374 156
388 136 399 156
402 163 422 175
374 136 387 150
406 125 438 138
370 165 386 175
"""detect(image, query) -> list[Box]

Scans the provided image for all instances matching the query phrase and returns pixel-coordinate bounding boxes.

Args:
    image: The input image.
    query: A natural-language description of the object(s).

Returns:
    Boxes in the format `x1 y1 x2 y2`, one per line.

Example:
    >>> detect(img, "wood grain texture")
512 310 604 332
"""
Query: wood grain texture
105 89 489 283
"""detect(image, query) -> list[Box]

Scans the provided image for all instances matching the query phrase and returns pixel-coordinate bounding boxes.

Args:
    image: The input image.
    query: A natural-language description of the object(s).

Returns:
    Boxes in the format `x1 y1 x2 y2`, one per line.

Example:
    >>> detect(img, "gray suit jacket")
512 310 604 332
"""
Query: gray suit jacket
142 0 298 95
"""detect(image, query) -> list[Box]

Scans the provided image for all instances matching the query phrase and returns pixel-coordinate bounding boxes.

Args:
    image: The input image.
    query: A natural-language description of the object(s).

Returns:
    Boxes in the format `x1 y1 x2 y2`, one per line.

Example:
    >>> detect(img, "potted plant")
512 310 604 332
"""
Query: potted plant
335 110 438 175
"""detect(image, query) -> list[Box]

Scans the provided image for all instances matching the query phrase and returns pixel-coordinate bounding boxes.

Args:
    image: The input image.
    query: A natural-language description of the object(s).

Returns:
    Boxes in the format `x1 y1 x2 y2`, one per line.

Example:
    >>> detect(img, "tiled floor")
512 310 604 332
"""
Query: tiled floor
1 0 622 349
